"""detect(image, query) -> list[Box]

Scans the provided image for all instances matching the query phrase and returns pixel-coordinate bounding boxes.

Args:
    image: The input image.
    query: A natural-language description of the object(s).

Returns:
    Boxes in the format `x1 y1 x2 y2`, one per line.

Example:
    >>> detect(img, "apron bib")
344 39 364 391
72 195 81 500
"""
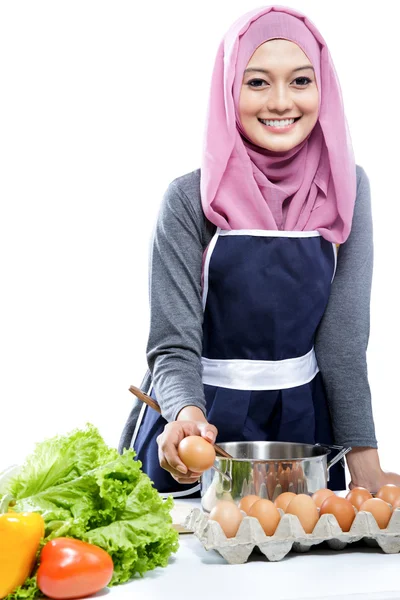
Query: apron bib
133 228 346 496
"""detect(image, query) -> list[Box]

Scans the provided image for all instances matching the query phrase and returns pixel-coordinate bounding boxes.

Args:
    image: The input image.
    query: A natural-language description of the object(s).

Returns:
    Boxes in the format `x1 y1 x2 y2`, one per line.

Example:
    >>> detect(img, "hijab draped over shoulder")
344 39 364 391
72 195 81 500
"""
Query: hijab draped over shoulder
200 5 357 243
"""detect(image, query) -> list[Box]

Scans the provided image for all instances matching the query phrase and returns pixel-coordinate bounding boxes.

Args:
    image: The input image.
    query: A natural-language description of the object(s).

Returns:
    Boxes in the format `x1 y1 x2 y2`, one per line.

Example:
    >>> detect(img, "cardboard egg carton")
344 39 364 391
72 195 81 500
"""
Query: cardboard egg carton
184 507 400 563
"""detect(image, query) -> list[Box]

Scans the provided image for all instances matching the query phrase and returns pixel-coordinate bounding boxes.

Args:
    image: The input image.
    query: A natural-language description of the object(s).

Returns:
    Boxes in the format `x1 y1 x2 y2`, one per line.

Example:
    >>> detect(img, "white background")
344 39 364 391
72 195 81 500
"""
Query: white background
0 0 398 484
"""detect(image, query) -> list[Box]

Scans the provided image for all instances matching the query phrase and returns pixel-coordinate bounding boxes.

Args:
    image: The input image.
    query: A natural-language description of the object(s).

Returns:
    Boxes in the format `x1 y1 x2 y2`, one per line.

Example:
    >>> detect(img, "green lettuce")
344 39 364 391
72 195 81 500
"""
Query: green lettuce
2 424 179 598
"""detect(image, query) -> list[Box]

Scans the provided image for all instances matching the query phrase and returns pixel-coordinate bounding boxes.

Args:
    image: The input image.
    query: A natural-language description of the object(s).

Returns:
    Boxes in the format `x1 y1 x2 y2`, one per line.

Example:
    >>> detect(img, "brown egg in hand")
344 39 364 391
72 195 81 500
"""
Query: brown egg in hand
238 495 260 514
346 487 373 510
359 498 393 529
209 500 243 538
248 499 281 536
177 435 216 472
285 494 319 534
319 495 356 532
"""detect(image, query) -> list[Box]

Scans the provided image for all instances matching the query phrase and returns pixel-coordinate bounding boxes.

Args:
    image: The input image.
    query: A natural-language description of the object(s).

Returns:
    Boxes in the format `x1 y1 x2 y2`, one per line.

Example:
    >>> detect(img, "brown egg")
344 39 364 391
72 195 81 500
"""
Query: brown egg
248 499 281 536
274 492 296 511
177 435 216 472
285 494 319 534
209 500 243 538
346 487 373 510
238 494 260 514
359 498 393 529
312 488 335 509
319 495 356 532
375 484 400 506
392 496 400 510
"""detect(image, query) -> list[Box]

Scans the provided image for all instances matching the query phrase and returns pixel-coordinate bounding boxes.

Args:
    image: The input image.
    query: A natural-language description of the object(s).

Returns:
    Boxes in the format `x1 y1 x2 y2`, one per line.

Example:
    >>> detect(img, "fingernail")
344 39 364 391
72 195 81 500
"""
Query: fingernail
205 432 215 443
176 465 187 474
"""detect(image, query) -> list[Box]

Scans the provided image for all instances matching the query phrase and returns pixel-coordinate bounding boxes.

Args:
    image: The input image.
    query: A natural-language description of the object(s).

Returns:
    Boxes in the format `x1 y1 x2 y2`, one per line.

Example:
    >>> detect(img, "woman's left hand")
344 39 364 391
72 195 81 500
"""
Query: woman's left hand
349 470 400 493
346 447 400 493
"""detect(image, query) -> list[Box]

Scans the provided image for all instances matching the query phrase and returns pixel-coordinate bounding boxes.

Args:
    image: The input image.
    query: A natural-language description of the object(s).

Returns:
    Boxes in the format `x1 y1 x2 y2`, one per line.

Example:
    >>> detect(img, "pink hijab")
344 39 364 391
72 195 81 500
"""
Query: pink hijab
200 5 357 243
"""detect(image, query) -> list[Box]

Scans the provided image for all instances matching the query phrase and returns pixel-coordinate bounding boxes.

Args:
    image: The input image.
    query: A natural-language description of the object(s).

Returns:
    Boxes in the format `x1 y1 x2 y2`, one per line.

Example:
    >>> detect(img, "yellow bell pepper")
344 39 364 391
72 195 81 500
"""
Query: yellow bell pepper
0 496 45 599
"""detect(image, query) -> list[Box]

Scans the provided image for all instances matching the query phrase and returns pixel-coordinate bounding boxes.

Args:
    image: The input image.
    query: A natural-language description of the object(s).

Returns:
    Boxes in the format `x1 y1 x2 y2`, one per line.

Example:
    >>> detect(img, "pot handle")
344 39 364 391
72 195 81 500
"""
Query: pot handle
213 466 233 491
316 444 352 470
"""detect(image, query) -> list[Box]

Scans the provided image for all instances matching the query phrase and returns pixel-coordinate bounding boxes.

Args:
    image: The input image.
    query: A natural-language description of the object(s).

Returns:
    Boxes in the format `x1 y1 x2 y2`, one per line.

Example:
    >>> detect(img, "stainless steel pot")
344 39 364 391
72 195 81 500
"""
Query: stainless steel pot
201 441 351 512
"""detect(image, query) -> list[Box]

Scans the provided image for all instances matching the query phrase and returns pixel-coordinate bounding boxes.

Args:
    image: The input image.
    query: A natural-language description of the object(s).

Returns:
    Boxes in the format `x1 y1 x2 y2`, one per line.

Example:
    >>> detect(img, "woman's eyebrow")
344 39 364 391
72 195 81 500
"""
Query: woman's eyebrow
244 65 314 75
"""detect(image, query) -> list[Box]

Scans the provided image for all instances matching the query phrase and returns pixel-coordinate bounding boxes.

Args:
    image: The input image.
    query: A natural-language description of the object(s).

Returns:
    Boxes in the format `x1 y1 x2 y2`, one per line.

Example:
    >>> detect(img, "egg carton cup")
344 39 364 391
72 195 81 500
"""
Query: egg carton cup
184 507 400 564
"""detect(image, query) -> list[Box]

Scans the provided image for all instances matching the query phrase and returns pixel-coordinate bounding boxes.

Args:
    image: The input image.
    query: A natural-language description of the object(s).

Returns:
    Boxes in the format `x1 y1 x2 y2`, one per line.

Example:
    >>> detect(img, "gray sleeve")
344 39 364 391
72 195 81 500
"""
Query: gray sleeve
315 165 378 448
146 172 210 422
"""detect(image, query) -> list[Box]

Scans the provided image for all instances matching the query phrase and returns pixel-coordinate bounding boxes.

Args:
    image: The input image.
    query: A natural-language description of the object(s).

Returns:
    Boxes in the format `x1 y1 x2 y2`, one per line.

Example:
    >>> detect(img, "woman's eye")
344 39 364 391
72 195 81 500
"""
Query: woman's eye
294 77 311 86
248 79 266 88
247 76 311 88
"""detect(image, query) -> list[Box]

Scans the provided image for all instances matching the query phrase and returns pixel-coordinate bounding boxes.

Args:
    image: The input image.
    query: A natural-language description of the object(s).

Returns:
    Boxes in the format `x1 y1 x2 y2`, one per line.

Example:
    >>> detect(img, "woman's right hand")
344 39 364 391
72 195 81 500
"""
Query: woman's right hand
156 406 218 485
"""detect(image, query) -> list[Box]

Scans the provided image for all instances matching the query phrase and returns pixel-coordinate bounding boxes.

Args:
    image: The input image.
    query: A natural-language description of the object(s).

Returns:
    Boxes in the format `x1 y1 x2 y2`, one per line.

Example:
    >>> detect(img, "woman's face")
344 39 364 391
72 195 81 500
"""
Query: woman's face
239 39 319 151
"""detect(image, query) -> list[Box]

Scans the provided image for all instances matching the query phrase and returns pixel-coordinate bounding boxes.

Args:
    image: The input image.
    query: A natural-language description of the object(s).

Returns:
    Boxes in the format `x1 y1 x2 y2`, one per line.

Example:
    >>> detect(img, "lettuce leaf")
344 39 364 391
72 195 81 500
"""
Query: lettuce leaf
2 424 179 598
7 424 118 499
5 576 42 600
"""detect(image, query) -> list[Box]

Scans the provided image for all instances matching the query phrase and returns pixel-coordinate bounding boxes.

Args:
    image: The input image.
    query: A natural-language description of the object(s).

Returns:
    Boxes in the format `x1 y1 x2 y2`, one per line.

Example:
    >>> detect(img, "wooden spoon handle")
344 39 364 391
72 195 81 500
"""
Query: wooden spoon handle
129 385 160 413
128 385 232 459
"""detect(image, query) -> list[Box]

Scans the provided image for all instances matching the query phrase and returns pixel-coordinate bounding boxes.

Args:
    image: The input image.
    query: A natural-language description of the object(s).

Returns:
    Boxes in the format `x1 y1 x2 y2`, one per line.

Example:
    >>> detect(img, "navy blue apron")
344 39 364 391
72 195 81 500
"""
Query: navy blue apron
133 228 346 496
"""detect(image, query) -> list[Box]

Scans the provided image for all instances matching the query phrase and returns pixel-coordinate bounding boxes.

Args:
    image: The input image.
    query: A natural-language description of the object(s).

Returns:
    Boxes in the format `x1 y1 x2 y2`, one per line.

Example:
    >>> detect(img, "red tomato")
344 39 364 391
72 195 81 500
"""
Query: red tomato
37 538 114 600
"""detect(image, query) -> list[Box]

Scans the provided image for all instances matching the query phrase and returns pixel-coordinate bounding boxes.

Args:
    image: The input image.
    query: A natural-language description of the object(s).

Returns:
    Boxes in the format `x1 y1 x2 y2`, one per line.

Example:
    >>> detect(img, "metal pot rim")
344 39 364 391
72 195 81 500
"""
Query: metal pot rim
215 441 331 462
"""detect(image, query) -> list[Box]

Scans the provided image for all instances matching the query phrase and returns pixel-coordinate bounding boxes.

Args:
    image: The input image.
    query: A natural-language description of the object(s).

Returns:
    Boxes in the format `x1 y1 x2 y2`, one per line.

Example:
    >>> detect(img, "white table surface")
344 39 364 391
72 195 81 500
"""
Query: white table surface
106 497 400 600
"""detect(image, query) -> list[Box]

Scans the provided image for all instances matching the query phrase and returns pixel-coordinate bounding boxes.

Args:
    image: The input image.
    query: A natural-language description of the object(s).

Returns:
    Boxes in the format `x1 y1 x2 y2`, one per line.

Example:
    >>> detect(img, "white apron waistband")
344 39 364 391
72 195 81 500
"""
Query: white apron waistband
201 347 319 390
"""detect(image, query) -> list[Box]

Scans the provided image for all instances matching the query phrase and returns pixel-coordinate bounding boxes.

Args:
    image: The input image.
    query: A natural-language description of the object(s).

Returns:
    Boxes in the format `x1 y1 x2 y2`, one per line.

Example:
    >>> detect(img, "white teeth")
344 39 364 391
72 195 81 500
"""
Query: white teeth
260 118 296 127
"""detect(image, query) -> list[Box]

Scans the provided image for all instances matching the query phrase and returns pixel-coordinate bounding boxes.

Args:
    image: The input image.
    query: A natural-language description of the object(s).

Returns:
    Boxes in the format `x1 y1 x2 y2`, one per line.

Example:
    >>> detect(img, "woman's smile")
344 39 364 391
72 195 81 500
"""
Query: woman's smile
239 39 319 151
258 116 302 133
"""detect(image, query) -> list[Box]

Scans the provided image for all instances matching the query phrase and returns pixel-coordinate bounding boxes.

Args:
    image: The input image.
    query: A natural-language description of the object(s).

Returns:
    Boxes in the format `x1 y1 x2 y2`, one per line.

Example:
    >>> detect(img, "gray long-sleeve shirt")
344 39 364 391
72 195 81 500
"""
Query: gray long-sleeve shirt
121 164 377 452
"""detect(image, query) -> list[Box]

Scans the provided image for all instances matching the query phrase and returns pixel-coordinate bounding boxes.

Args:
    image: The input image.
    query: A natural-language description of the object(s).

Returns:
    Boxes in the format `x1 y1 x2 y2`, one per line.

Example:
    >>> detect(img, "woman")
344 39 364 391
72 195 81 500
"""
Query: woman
119 5 400 495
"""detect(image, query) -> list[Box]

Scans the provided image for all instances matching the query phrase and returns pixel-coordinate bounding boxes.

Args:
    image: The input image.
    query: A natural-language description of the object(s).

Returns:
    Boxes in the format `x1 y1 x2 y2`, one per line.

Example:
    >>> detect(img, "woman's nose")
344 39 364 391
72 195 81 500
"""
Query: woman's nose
265 84 294 113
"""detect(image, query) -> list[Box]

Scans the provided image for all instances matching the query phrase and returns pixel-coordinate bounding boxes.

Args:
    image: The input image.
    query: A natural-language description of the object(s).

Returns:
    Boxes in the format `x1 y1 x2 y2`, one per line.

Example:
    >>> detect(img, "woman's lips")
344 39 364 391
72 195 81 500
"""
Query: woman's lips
259 116 301 133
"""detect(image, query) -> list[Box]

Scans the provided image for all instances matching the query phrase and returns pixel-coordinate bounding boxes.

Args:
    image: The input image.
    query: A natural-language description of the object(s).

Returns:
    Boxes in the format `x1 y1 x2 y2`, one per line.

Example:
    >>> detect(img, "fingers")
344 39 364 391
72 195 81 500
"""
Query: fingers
198 422 218 444
174 478 200 485
159 450 201 482
157 425 188 475
173 473 202 485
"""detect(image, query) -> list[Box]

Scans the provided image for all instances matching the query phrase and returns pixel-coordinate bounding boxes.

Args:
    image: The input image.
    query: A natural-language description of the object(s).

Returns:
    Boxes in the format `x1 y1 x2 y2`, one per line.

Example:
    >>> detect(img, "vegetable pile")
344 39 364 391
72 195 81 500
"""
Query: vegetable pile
0 424 179 599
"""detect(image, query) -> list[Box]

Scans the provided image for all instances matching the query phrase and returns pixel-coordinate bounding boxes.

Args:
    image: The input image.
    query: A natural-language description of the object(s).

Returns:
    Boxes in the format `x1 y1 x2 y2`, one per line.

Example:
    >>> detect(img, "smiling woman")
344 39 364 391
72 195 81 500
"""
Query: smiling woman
239 40 319 150
119 4 400 498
